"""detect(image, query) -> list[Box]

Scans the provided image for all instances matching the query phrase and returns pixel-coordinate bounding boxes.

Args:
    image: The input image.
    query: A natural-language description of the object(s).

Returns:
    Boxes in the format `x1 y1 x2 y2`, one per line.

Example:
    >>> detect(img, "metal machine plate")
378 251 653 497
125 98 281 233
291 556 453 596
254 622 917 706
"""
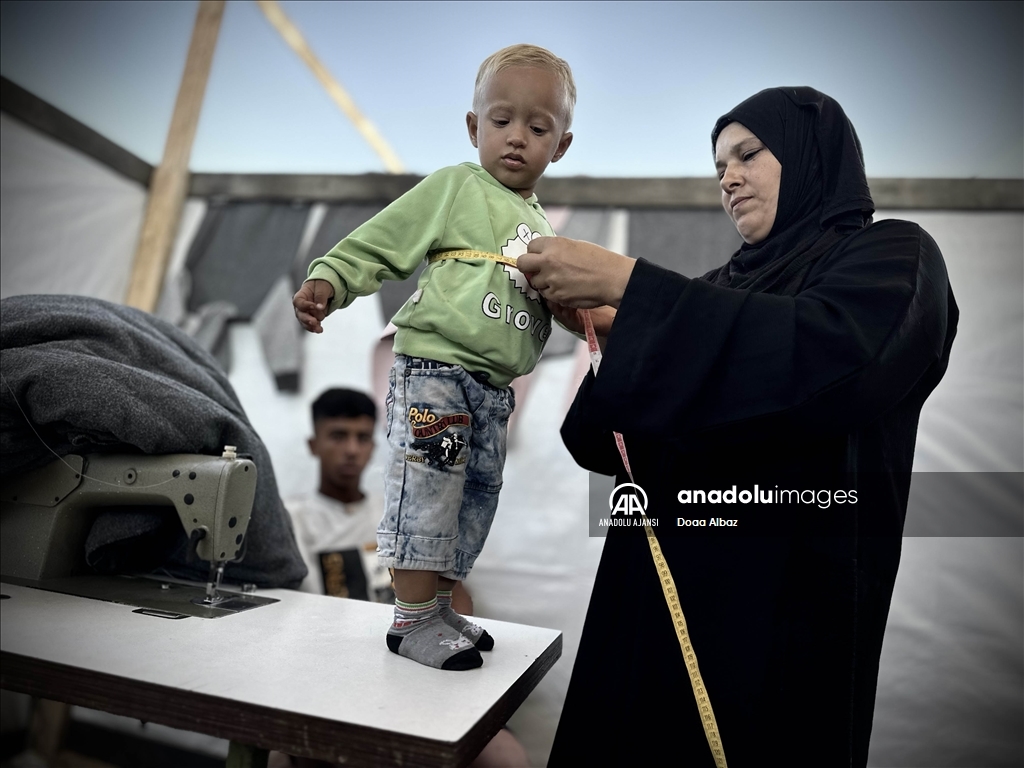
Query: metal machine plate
0 574 277 619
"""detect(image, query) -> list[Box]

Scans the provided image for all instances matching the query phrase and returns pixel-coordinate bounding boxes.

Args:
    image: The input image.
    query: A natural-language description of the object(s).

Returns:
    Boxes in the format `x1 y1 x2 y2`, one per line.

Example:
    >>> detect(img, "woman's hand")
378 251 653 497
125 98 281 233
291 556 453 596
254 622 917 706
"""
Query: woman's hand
518 237 635 309
548 301 617 338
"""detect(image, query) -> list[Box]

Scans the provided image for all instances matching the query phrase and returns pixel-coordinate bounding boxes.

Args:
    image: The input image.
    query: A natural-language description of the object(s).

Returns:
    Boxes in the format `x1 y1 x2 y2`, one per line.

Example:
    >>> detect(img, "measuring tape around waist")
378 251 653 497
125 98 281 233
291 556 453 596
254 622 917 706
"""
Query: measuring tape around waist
426 249 520 268
583 309 728 768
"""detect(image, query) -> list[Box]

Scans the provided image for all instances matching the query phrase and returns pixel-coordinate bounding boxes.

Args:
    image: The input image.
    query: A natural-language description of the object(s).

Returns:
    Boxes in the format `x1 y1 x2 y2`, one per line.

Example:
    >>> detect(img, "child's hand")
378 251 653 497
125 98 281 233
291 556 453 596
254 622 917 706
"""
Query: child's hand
293 280 335 333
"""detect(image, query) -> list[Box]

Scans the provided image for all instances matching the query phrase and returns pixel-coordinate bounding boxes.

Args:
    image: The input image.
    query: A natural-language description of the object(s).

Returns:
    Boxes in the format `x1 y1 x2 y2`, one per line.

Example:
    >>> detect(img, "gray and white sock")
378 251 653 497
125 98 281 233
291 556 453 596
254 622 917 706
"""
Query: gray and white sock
386 598 482 670
437 590 494 651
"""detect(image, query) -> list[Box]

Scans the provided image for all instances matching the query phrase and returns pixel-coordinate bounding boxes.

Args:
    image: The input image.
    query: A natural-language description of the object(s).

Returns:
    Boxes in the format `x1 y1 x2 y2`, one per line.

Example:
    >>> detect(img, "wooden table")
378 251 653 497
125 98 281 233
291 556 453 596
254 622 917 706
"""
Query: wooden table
0 582 562 767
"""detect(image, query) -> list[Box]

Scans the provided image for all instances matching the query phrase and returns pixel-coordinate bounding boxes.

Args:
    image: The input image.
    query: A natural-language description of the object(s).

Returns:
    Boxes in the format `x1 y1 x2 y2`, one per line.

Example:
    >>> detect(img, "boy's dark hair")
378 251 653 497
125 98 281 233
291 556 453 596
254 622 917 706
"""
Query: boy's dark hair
311 388 377 424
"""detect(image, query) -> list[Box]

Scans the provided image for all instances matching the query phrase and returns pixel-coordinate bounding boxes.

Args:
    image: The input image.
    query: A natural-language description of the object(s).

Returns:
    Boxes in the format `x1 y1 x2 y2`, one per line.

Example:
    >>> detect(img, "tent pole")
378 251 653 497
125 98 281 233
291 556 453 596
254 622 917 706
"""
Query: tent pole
255 0 405 174
125 0 225 312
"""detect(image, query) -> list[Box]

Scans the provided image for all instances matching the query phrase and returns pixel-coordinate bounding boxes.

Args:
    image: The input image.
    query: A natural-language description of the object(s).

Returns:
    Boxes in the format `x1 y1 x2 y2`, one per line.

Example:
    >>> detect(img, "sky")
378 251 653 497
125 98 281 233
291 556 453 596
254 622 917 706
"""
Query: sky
1 0 1021 179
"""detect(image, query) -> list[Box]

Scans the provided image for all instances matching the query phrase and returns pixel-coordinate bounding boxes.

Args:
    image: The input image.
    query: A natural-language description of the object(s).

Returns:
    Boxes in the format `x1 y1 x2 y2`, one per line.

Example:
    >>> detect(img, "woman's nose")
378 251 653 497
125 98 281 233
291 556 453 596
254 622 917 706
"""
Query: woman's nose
720 165 741 191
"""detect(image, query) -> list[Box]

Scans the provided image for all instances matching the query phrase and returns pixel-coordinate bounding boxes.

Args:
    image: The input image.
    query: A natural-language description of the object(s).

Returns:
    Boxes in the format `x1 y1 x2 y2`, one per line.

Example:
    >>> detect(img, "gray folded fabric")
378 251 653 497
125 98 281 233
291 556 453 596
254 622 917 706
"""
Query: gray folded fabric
0 293 307 588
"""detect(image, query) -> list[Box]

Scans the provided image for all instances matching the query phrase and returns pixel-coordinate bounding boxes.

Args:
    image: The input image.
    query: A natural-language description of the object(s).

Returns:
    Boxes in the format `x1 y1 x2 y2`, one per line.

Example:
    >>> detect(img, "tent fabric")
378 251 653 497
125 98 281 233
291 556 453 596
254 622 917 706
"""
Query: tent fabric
180 200 310 389
253 274 303 392
0 113 145 305
184 200 310 319
628 207 743 274
154 197 209 327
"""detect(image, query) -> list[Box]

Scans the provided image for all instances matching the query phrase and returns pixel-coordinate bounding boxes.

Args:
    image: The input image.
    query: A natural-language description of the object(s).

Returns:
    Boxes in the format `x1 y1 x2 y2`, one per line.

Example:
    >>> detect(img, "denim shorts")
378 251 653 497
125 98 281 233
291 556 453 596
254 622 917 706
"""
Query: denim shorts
377 354 515 579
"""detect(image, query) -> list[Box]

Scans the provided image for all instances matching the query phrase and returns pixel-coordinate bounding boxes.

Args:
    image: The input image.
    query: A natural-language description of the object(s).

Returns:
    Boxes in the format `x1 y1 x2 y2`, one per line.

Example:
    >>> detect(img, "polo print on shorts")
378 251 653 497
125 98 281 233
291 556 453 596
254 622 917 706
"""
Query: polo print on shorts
406 405 469 470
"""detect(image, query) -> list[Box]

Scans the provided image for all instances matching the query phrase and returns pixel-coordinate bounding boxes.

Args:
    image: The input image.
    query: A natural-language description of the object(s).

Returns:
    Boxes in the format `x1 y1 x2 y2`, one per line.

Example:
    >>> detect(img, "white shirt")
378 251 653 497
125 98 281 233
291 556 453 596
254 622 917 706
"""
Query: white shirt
283 491 392 602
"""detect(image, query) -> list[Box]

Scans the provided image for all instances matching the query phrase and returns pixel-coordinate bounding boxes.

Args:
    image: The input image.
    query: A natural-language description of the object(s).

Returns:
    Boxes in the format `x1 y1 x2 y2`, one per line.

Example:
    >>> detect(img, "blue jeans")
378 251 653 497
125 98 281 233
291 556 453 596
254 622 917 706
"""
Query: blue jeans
377 355 515 579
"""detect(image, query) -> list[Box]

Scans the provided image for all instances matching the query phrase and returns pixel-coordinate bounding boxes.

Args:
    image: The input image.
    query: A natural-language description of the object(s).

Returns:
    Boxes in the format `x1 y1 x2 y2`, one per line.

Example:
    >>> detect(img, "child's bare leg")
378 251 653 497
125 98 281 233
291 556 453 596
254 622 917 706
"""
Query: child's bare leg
387 568 482 670
436 576 494 651
394 569 440 603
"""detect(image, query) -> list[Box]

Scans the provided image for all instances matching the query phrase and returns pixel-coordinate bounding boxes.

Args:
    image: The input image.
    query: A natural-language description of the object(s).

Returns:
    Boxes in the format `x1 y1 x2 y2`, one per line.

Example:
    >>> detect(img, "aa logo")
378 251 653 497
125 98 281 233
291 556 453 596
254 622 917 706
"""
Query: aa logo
609 483 648 516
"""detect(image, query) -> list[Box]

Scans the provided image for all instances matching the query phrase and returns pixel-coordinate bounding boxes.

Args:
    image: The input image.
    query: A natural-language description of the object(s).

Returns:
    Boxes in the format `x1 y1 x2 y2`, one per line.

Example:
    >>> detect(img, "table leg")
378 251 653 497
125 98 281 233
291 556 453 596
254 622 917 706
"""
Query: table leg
226 741 269 768
28 698 70 763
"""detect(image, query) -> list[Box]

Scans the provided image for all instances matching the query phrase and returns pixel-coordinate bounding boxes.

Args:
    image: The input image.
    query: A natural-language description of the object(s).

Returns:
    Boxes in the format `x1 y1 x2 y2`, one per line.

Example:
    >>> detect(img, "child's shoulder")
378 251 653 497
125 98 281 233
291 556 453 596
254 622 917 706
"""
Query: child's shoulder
411 164 500 203
422 163 483 185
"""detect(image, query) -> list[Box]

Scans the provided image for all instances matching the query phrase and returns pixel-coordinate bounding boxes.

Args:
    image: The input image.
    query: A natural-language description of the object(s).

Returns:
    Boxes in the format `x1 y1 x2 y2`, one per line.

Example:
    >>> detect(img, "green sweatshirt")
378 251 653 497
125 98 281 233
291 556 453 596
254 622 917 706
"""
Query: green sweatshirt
307 163 555 388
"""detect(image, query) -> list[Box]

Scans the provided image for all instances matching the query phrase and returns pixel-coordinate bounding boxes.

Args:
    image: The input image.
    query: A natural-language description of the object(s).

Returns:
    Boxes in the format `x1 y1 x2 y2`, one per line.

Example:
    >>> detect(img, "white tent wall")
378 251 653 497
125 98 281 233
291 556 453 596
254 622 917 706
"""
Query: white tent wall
868 210 1023 767
0 113 146 304
1 89 1021 765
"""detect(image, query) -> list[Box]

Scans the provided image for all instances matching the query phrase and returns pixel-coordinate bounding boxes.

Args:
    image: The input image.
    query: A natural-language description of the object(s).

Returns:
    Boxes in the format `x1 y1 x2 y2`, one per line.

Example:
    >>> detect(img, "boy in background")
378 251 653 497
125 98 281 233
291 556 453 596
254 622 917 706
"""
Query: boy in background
285 388 392 602
293 44 575 671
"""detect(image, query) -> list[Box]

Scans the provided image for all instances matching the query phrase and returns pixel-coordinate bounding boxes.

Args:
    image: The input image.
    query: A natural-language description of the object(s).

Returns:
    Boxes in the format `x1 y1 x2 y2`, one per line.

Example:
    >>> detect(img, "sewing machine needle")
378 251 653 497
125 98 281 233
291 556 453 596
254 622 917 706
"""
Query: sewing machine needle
206 561 226 602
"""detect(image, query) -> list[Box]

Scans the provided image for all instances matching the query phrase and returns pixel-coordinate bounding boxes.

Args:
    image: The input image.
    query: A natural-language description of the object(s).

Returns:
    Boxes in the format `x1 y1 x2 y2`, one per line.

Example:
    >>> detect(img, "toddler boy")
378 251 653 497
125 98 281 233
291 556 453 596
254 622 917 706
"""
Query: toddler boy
293 43 575 670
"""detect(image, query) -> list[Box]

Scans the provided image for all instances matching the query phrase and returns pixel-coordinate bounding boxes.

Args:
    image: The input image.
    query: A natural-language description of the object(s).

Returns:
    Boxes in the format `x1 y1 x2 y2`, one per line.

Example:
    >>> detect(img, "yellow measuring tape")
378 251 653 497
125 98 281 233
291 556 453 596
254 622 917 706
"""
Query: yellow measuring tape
426 249 520 268
583 310 728 768
640 514 728 766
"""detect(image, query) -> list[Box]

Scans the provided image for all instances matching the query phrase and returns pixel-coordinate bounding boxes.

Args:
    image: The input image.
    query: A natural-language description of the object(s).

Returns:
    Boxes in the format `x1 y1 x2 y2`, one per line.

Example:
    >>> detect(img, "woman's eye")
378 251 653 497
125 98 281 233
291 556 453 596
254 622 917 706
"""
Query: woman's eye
743 149 761 162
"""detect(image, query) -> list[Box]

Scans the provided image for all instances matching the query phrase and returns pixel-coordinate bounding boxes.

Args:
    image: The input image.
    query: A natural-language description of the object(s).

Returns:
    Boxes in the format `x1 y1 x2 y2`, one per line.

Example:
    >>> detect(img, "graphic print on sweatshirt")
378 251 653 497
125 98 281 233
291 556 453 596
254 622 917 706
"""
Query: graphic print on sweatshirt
501 223 543 303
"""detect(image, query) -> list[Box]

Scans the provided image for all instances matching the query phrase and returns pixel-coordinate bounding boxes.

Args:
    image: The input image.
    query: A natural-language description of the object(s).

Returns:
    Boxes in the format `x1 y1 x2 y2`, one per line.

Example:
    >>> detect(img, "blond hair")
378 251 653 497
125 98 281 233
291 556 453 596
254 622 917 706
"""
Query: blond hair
473 44 576 130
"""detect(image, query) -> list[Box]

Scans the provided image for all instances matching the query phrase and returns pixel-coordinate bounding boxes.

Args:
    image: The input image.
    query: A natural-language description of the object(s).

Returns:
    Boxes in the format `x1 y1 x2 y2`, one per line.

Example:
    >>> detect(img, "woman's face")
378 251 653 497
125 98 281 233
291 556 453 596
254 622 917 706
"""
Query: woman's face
715 122 782 244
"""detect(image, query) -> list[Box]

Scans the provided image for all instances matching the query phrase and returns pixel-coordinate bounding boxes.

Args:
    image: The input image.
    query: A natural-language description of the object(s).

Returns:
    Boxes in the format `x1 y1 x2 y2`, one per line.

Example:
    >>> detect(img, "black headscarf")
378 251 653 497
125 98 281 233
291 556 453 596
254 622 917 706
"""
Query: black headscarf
703 87 874 294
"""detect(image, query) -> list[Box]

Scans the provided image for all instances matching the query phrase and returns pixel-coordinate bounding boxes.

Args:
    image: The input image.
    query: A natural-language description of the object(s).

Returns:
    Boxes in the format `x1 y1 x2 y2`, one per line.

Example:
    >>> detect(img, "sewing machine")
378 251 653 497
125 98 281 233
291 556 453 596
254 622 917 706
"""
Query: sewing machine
0 447 276 617
0 447 564 766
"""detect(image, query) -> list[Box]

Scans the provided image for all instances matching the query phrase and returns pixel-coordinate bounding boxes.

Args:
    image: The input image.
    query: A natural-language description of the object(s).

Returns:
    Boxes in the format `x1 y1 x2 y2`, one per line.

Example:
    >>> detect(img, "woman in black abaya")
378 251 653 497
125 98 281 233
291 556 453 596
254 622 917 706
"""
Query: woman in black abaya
519 87 958 766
